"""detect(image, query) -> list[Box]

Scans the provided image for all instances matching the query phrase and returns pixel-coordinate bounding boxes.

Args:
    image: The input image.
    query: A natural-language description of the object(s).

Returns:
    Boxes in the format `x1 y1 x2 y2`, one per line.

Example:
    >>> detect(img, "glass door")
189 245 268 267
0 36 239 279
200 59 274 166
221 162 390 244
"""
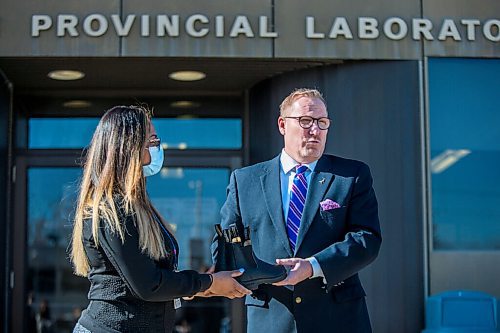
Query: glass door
26 166 87 333
19 164 236 333
148 167 232 333
12 115 243 333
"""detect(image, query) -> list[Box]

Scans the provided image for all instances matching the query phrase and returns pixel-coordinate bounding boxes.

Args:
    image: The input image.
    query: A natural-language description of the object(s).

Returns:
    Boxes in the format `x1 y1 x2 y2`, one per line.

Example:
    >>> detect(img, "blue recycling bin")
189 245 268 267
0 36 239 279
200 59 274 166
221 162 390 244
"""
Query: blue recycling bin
422 290 500 333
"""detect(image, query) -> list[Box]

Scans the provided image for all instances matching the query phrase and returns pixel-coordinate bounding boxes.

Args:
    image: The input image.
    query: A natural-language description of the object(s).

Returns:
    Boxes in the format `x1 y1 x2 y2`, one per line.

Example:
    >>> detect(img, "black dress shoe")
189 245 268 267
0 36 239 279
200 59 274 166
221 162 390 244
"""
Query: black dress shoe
214 224 287 290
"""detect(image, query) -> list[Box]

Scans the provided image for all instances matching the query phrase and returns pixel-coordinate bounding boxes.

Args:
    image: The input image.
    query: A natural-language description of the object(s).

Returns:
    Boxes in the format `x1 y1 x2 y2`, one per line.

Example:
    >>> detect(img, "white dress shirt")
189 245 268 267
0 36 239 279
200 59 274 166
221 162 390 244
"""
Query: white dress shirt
279 149 327 282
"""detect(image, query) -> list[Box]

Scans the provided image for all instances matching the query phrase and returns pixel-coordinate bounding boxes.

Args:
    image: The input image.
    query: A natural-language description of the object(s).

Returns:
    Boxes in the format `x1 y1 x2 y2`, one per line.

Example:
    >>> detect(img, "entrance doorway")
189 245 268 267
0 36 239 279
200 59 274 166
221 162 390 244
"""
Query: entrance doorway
11 97 244 333
2 56 337 333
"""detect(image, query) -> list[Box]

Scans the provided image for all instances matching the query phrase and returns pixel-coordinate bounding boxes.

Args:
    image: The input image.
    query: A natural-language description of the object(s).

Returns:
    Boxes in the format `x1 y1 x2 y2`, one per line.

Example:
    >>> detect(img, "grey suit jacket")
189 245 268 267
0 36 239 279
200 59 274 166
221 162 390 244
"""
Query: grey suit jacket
217 154 381 333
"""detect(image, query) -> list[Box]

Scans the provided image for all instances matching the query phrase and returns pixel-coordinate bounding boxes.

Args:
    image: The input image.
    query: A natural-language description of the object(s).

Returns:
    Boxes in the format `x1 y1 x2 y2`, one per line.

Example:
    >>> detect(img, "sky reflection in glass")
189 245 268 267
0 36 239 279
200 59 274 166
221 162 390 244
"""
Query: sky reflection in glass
29 118 242 149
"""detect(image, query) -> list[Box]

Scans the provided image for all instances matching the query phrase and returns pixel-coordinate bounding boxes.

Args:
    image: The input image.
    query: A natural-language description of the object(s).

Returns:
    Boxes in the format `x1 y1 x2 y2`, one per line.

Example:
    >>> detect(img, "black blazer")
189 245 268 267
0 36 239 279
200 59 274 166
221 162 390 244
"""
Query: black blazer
77 205 212 333
217 154 381 333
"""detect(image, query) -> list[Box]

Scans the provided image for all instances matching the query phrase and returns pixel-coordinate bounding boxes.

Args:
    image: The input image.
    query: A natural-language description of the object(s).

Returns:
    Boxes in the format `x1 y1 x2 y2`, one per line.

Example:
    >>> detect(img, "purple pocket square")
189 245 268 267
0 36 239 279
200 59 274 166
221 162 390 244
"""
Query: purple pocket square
320 199 341 211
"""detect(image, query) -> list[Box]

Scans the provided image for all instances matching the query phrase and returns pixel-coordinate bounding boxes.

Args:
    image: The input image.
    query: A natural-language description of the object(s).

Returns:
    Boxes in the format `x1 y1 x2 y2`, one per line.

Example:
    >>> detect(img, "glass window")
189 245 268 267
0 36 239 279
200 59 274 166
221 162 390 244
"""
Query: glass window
29 118 99 149
429 58 500 250
147 167 230 270
27 166 232 332
154 118 242 149
27 167 88 333
29 118 242 149
147 167 230 332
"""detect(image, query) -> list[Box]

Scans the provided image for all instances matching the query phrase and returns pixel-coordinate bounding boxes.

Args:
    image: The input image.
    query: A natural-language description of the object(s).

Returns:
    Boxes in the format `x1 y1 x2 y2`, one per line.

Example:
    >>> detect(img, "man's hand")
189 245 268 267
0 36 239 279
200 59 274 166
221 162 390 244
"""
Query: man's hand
272 258 313 286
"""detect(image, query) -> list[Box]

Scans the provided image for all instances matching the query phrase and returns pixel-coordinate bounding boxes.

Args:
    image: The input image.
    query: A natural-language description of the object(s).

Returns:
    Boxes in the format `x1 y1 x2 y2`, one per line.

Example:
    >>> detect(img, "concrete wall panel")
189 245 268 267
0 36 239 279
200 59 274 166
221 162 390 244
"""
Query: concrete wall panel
423 0 500 57
0 0 120 56
122 0 273 57
274 0 422 59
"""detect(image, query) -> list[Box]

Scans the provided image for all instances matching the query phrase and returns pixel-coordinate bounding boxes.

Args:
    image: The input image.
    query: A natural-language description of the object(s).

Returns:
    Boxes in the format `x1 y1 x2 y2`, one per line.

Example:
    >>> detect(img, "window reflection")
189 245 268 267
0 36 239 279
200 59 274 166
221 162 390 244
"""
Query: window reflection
147 167 230 333
429 58 500 250
27 166 233 332
29 118 242 149
154 118 242 149
29 118 98 149
148 168 229 271
27 168 88 333
431 150 500 249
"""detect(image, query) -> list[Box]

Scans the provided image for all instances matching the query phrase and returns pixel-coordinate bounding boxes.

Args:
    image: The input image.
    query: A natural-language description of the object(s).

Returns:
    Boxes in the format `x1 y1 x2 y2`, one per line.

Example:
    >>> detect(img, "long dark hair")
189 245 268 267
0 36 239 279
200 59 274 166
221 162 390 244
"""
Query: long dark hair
71 105 168 276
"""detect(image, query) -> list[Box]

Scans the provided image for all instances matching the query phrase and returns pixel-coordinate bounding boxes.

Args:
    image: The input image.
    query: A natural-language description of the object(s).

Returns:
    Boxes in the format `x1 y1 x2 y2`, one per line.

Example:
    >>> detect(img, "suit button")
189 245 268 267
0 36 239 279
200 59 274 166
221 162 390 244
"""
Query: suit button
295 297 302 304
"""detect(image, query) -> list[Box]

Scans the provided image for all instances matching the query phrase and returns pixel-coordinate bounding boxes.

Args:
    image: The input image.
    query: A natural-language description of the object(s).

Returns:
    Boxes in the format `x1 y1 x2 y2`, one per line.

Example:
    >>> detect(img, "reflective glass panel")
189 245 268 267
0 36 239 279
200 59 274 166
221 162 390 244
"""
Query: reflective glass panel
147 167 230 270
29 118 242 149
27 167 88 333
429 58 500 250
29 118 99 149
147 167 230 332
154 118 242 149
27 166 232 332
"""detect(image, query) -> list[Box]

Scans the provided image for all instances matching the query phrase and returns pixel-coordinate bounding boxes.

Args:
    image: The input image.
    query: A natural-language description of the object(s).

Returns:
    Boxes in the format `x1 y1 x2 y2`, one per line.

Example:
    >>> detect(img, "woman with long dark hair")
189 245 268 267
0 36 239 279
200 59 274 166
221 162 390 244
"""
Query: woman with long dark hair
71 105 250 332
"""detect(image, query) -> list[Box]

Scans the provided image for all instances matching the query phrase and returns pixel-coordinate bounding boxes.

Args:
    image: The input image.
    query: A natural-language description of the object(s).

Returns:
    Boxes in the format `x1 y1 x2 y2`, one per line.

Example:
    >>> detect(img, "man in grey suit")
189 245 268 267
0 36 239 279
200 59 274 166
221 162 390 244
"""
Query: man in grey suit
218 88 381 333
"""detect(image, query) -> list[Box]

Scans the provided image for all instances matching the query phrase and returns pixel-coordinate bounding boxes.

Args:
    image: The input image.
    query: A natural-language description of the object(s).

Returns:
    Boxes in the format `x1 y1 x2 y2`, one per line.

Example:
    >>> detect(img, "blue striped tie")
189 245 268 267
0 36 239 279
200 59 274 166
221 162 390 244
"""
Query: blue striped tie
286 165 308 252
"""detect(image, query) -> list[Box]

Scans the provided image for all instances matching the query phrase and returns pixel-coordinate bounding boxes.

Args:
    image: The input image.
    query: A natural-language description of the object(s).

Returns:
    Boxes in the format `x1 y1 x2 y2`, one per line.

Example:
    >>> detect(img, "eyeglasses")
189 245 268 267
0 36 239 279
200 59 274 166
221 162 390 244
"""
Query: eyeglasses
283 116 331 130
148 137 161 148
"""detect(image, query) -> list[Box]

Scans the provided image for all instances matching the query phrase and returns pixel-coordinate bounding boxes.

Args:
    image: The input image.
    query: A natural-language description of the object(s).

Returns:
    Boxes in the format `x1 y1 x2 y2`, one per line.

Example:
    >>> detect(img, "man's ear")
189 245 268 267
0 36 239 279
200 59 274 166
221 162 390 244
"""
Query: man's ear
278 117 286 135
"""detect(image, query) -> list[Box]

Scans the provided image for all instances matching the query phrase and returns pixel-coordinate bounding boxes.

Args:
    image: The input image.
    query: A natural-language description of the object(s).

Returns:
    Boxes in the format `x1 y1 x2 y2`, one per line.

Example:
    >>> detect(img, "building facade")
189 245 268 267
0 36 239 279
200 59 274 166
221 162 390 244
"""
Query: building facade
1 1 499 332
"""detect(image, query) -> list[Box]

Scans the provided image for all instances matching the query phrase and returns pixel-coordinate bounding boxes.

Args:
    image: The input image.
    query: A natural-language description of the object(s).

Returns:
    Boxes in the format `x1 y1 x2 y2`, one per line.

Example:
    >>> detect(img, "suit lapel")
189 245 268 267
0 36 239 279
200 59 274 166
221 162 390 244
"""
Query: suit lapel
260 156 293 257
295 158 334 254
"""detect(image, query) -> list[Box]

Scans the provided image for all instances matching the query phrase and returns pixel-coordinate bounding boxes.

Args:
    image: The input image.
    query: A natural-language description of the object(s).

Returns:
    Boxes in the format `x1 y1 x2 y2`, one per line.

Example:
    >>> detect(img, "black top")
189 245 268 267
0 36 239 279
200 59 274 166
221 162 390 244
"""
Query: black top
77 206 212 333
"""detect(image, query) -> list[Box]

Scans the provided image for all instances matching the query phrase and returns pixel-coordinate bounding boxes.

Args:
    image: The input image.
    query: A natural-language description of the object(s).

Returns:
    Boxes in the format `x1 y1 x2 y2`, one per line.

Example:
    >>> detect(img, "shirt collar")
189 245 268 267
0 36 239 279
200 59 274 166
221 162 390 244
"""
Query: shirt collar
280 149 318 175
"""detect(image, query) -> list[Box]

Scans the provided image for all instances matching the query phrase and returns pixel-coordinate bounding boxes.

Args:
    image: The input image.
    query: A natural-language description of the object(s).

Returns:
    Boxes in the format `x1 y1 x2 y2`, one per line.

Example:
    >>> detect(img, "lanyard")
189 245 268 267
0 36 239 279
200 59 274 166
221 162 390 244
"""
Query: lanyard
154 215 178 269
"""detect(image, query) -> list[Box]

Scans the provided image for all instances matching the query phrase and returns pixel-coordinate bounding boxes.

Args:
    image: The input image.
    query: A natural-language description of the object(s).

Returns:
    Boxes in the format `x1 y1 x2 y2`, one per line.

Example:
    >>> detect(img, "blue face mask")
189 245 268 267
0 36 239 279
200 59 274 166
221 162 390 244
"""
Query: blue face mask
143 146 164 177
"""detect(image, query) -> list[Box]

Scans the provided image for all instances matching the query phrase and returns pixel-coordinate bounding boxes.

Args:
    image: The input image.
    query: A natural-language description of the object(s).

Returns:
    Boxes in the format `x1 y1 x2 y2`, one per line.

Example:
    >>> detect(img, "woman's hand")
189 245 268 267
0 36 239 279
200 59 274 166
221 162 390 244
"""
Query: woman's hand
183 268 251 300
206 269 252 299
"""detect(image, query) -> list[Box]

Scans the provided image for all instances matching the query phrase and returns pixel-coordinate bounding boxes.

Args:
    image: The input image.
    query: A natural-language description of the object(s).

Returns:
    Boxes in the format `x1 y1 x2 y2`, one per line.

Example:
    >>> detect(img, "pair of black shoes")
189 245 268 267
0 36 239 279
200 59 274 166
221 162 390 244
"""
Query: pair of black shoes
213 223 286 290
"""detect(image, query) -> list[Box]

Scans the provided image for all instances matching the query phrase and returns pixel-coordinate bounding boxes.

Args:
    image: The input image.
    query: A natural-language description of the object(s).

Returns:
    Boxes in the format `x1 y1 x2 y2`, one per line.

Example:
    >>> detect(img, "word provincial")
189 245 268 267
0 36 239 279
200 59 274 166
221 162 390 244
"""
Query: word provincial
32 14 500 42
